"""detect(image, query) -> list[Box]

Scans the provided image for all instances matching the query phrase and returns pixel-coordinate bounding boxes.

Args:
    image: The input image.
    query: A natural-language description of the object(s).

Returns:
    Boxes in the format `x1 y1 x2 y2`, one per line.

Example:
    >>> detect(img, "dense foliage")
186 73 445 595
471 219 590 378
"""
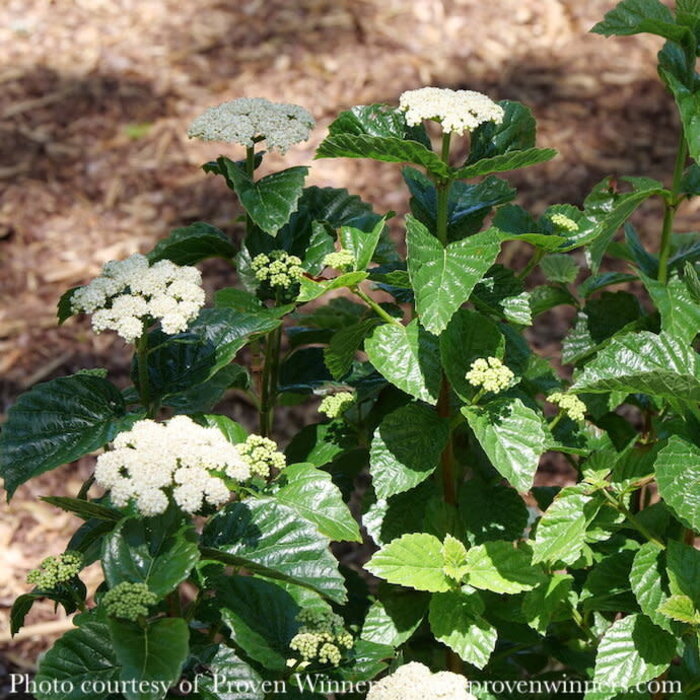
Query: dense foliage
2 1 700 698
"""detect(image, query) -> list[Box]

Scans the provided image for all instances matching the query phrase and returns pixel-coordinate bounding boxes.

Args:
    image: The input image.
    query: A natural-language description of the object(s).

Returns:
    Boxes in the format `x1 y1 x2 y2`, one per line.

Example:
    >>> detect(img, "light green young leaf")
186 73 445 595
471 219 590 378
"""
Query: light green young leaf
406 215 501 335
370 403 449 499
365 319 442 404
540 253 580 284
465 541 543 593
593 614 676 689
0 374 140 499
655 436 700 533
275 462 361 542
571 331 700 401
658 595 700 625
366 533 451 592
108 618 189 700
221 162 308 235
296 271 368 303
641 274 700 344
428 590 497 669
532 487 601 565
441 534 469 582
339 215 387 271
461 398 547 493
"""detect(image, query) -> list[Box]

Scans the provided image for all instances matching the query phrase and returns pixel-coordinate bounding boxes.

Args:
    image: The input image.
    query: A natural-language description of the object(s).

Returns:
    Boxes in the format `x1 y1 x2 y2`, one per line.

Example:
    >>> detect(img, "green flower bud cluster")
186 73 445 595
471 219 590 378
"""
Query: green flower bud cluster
239 434 286 479
26 551 83 590
547 392 586 422
550 213 579 233
287 609 353 668
318 392 354 419
103 582 157 621
322 250 355 271
466 357 514 394
251 251 304 290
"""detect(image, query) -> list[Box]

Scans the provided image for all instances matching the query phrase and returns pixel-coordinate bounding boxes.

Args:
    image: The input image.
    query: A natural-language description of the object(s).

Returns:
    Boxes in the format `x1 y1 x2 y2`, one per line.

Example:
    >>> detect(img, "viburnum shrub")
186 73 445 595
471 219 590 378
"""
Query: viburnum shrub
2 2 700 698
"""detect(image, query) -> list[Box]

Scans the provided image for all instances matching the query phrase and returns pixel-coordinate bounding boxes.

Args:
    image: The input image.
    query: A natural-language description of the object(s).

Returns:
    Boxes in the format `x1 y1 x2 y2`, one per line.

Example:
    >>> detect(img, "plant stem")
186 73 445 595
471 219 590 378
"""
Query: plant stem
571 606 598 645
435 133 452 246
601 488 665 549
438 379 457 506
658 133 688 284
518 249 544 280
352 285 402 326
548 411 564 432
259 325 282 437
136 330 154 418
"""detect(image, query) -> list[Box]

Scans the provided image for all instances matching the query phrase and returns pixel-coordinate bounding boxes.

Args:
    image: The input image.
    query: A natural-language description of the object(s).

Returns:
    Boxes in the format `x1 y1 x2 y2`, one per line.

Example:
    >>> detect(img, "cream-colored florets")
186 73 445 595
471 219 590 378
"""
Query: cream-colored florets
94 416 250 516
287 609 353 669
103 582 157 621
26 552 83 590
238 434 286 479
323 250 355 271
550 213 579 233
367 662 476 700
547 392 586 422
318 392 354 419
399 87 504 135
71 254 205 342
466 357 514 394
187 98 315 153
251 250 305 291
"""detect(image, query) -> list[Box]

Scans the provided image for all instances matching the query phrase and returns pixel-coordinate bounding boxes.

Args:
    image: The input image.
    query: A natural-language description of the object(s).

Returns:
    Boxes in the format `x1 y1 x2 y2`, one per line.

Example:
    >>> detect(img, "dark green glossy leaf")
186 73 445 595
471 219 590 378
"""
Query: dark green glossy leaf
452 148 557 180
41 496 123 522
148 222 235 265
592 0 691 44
199 645 264 700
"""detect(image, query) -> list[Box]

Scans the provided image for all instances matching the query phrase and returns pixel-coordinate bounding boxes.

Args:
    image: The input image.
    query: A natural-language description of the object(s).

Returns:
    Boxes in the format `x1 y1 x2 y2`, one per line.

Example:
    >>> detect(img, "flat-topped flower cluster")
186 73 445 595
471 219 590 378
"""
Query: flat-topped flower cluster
71 253 205 342
94 416 250 516
366 662 476 700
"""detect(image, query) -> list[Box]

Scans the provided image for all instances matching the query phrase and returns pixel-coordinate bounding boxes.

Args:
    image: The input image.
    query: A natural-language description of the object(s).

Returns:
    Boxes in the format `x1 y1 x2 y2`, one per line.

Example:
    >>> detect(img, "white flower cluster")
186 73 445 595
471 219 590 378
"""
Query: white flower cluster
287 610 353 670
548 392 586 422
399 87 504 135
239 434 286 479
366 662 476 700
251 250 305 291
323 250 355 271
71 254 205 343
318 392 354 419
466 356 514 394
187 97 315 153
94 416 250 516
550 213 579 233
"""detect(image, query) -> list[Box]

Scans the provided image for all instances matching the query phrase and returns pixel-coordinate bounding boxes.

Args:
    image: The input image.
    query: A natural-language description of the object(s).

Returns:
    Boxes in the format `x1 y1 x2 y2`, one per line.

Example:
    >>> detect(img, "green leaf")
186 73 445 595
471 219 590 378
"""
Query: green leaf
203 414 248 444
41 497 123 522
366 533 451 592
578 272 639 298
531 487 600 565
630 542 673 632
0 374 139 499
540 253 580 284
199 645 265 700
275 462 361 542
656 436 700 534
666 540 700 608
370 403 449 499
461 398 547 493
147 222 234 265
659 65 700 164
593 614 677 689
102 513 200 597
452 148 557 180
428 590 497 669
202 496 347 603
459 479 529 545
140 309 280 399
34 619 120 700
472 265 532 326
324 318 380 380
216 575 300 672
571 331 700 401
322 103 429 143
220 161 308 235
591 0 690 43
406 216 501 334
465 541 543 593
522 573 574 633
361 590 429 647
658 595 700 624
641 274 700 344
164 363 249 414
468 100 538 161
57 286 80 324
439 309 505 401
339 215 386 271
109 618 189 700
365 319 441 404
296 271 368 303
